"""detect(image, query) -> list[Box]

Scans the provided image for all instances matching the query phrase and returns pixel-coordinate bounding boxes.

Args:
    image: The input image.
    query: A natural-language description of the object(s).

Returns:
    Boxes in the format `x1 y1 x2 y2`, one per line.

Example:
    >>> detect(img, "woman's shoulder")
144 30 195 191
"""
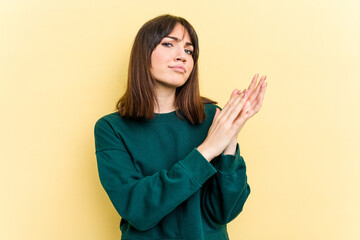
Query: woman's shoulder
204 103 221 112
95 111 122 128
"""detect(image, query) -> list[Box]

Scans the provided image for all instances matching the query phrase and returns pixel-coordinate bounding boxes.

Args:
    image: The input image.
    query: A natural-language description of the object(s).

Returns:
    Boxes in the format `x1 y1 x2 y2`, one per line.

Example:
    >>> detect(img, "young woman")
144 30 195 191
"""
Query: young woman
94 14 267 240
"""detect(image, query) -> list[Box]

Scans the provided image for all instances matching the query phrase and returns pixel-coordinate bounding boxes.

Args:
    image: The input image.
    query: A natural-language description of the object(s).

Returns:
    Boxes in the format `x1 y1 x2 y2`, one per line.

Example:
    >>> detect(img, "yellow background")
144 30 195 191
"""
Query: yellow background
1 0 359 239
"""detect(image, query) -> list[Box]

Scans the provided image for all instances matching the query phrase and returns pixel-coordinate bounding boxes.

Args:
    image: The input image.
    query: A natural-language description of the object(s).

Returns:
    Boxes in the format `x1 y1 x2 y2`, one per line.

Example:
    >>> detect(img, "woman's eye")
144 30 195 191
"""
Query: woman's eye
162 42 173 47
162 42 193 55
185 49 193 55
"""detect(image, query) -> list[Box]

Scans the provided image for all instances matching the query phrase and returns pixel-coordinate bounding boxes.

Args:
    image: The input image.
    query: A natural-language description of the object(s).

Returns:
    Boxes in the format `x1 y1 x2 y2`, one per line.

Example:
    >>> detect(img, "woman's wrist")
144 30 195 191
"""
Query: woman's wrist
196 143 215 162
222 138 237 156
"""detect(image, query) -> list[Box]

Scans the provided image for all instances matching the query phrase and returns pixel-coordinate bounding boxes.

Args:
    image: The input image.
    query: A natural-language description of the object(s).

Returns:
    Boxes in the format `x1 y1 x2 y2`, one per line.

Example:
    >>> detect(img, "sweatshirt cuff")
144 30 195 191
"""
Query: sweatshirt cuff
217 143 245 175
179 148 217 187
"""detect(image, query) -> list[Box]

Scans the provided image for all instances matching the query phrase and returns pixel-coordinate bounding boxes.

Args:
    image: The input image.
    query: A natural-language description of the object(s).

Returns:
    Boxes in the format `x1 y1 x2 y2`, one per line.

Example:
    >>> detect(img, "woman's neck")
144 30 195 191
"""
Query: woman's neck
154 85 176 114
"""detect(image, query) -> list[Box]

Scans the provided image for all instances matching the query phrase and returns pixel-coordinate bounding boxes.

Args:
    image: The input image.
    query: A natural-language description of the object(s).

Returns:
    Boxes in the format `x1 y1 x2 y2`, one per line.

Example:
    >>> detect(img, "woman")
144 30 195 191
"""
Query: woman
94 14 267 240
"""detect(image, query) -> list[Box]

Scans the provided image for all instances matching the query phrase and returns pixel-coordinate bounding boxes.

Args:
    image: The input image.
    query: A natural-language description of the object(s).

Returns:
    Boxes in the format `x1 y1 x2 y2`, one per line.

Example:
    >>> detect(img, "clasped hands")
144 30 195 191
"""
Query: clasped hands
197 74 268 162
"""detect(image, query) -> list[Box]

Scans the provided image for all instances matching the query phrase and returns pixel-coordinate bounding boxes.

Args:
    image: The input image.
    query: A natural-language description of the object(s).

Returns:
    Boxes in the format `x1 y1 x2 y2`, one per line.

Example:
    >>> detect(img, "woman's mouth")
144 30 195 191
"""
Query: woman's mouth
169 66 185 73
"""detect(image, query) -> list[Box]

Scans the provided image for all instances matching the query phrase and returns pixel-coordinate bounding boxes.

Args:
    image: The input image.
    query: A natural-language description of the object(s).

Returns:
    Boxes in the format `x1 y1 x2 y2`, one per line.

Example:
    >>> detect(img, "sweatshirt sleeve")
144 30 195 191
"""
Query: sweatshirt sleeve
94 117 218 231
201 143 251 225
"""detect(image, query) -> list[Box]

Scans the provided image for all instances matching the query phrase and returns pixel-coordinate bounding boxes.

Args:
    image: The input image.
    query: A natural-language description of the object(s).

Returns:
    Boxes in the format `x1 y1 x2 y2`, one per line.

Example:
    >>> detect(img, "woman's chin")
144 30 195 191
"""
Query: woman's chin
155 79 188 89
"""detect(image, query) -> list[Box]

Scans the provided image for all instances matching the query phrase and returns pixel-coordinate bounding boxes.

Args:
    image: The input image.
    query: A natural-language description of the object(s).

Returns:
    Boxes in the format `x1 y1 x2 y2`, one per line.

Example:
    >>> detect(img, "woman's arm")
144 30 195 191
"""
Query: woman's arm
199 74 267 224
94 118 218 232
201 143 251 225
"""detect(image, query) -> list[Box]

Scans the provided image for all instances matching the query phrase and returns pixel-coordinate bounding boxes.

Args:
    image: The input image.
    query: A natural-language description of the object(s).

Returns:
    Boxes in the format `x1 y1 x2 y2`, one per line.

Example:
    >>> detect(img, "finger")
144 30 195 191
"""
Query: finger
234 107 249 127
248 75 267 104
219 89 246 119
214 107 220 119
239 81 267 119
249 79 267 111
247 74 259 94
230 89 240 98
228 92 248 122
223 91 249 123
220 89 241 115
252 81 268 113
208 107 221 134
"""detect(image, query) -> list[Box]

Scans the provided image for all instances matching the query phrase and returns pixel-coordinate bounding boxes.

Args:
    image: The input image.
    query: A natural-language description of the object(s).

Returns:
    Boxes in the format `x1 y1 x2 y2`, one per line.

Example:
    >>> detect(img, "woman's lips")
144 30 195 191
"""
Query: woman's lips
169 66 185 73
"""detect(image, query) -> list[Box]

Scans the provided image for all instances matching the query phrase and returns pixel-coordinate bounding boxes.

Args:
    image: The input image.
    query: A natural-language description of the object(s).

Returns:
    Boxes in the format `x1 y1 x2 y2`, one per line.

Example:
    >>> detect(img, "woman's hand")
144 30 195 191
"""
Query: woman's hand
222 74 267 155
197 89 249 161
197 74 268 161
232 74 268 138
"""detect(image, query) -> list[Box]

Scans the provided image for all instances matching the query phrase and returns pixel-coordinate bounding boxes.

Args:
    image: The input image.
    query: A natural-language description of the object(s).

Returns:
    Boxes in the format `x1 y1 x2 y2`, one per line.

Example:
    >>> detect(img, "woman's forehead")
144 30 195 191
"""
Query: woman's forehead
168 24 191 42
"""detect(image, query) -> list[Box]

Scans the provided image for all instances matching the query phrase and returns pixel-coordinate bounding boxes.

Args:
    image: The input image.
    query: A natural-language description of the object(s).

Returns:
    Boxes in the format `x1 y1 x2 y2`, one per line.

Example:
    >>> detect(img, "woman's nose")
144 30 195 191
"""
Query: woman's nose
174 46 186 62
175 56 186 62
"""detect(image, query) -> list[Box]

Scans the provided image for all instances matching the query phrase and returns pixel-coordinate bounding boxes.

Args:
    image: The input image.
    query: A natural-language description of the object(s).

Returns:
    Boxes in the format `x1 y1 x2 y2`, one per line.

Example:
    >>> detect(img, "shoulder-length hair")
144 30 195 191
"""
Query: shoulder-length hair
116 14 217 124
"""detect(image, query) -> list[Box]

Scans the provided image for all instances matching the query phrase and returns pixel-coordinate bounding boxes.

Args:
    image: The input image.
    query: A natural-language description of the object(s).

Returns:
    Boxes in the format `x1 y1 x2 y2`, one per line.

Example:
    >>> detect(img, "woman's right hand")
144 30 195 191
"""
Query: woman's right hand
197 74 267 162
197 89 249 161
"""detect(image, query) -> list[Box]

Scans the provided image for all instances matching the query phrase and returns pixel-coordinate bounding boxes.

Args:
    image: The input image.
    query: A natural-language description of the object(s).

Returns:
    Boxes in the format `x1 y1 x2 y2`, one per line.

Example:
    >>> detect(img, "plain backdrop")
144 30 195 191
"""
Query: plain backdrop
1 0 359 239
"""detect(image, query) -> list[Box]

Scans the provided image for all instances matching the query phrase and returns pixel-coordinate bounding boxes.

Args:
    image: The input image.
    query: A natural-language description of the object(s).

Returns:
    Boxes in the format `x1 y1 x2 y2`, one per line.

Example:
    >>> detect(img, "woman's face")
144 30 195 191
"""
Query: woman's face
150 23 194 90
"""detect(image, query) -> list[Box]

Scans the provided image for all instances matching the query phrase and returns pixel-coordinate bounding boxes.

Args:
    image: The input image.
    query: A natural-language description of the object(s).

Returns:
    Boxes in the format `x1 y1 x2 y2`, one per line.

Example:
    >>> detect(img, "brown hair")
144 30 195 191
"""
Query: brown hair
116 14 217 124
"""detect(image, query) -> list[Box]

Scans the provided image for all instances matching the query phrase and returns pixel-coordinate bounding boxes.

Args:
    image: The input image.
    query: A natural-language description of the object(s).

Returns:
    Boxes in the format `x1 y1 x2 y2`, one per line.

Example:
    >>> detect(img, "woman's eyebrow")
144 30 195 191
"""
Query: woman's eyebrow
165 36 193 47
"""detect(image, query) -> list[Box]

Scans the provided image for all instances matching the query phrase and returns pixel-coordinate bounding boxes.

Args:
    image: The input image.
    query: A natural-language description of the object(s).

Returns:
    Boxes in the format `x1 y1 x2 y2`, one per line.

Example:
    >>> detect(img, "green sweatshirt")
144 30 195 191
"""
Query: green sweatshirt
94 103 250 240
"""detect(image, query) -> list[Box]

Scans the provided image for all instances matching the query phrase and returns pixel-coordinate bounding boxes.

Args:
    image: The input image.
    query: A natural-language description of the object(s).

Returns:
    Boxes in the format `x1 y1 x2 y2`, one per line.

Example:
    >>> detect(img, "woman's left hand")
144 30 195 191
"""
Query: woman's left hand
229 73 268 140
